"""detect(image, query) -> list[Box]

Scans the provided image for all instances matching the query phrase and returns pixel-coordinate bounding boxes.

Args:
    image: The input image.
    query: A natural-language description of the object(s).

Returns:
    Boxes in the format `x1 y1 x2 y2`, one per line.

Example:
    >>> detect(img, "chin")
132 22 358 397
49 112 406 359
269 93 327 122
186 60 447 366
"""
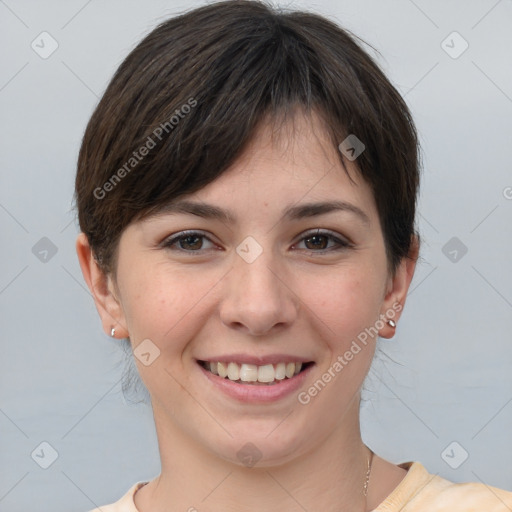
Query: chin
203 425 312 469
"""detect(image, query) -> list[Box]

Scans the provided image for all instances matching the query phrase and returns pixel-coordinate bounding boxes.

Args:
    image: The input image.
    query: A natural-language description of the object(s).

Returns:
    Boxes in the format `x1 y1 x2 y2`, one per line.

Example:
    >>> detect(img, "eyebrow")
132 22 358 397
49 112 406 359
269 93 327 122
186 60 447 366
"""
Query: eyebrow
154 199 370 226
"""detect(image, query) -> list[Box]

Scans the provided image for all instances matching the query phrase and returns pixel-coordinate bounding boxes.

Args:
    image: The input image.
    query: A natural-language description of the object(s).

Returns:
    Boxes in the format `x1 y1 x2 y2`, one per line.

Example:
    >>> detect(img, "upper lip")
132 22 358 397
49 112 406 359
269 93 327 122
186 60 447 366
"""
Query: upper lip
196 354 314 366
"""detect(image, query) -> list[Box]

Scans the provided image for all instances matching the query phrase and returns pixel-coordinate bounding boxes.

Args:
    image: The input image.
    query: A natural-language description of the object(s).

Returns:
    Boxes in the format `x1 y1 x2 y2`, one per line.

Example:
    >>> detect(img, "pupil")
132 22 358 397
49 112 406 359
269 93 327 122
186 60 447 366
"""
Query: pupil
181 236 202 250
306 235 327 250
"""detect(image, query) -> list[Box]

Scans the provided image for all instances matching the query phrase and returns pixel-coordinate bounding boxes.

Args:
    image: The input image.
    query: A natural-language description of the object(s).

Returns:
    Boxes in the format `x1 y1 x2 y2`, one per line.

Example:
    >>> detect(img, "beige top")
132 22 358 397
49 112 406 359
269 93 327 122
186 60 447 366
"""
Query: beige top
88 461 512 511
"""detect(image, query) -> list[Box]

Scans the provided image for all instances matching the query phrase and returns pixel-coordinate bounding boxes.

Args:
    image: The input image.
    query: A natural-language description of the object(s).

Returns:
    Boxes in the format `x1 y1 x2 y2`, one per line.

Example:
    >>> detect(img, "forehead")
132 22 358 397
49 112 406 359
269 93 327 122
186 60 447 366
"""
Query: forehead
172 111 378 222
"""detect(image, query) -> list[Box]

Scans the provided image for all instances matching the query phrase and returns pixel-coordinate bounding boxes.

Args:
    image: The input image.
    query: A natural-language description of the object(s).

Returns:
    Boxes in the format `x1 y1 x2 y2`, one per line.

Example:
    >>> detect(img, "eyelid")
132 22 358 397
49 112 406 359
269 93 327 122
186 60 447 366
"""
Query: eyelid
161 228 353 254
297 228 351 243
292 228 353 250
160 229 217 249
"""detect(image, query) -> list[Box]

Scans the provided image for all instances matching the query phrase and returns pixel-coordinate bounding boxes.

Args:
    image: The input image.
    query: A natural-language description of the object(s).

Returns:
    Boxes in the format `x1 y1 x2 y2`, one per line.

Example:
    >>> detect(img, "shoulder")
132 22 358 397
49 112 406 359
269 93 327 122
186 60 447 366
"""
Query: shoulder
86 482 148 512
375 461 512 512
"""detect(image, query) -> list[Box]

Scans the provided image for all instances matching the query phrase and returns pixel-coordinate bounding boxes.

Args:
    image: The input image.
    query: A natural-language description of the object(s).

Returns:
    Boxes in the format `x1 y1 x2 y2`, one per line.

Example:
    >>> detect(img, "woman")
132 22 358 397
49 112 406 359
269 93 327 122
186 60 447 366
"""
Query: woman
75 1 512 510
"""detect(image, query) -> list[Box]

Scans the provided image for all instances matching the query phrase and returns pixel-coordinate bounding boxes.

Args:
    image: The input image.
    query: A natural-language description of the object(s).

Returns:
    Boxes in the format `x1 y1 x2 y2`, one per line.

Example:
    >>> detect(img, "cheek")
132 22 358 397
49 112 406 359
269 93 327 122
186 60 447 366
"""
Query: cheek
118 259 221 345
305 268 383 337
116 254 172 338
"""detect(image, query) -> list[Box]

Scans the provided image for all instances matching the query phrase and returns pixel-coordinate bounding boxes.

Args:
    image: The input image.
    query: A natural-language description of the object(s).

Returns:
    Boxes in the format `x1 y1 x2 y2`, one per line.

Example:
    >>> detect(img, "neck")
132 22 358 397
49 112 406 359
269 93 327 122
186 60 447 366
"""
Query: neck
135 396 372 512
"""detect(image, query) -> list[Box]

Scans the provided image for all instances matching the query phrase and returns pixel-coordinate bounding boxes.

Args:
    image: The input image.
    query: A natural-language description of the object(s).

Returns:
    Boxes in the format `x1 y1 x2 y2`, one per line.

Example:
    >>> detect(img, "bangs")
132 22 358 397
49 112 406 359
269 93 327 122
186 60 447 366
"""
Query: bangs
76 1 419 274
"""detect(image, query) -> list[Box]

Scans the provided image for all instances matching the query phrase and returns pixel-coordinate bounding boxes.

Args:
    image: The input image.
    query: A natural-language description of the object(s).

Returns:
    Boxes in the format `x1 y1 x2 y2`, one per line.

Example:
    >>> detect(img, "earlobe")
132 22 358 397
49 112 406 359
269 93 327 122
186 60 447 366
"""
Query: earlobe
379 235 419 339
379 304 401 340
75 233 129 338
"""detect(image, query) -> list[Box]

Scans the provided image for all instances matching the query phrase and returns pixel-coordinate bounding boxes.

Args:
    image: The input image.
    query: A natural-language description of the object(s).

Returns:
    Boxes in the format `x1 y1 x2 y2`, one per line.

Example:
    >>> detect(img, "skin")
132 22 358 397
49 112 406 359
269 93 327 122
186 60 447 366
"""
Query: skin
77 111 418 512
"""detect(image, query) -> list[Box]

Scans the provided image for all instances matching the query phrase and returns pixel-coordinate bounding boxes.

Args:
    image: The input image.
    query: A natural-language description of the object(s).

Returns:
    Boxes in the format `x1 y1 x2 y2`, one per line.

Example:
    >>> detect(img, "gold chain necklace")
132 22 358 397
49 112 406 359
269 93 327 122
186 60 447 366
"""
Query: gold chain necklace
363 448 374 502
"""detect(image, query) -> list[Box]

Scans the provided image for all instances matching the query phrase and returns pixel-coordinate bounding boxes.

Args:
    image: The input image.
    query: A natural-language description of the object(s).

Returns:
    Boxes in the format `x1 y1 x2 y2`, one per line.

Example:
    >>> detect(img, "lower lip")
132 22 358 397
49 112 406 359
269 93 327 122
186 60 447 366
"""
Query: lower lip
197 362 314 403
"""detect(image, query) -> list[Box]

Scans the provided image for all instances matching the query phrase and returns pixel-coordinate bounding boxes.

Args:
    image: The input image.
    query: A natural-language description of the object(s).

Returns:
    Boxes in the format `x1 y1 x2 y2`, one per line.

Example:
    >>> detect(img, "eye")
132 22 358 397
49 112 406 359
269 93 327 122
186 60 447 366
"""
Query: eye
162 230 216 252
293 229 352 253
161 229 352 254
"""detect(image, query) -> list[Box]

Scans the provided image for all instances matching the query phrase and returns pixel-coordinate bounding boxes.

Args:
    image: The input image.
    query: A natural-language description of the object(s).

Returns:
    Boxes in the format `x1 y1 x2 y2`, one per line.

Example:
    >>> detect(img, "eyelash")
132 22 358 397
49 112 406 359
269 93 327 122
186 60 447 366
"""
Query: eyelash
161 229 352 255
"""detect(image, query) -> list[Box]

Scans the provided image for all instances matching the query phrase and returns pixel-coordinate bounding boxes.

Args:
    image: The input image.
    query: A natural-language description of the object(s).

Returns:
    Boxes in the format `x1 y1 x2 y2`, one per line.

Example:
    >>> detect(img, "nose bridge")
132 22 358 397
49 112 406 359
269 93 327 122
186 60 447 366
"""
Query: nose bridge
220 237 297 334
237 247 280 298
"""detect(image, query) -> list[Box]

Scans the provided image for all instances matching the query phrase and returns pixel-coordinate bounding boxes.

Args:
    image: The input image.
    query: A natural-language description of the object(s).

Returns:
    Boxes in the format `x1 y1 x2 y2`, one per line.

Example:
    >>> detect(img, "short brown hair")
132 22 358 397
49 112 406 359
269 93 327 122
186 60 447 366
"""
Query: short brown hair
75 0 420 276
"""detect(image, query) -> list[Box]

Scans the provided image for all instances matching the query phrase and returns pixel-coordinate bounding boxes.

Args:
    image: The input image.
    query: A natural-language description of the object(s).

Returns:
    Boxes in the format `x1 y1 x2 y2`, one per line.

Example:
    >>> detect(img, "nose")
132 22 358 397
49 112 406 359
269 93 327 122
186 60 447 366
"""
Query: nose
219 247 299 336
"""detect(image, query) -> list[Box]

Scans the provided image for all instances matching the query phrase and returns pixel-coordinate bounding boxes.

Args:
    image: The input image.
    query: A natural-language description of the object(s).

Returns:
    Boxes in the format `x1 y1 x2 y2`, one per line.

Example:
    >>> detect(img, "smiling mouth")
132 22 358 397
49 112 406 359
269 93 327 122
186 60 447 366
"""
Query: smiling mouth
198 360 314 385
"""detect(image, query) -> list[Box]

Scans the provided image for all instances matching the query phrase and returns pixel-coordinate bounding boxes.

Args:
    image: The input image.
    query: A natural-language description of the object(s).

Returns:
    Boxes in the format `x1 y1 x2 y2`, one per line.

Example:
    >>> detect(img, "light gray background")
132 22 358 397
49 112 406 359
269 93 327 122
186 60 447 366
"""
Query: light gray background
1 0 511 510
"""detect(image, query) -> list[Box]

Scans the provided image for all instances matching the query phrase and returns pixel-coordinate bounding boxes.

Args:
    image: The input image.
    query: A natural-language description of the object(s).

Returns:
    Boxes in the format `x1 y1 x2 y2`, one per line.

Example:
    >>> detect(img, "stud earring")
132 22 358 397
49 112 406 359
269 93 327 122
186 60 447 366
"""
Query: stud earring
387 319 396 328
110 327 116 337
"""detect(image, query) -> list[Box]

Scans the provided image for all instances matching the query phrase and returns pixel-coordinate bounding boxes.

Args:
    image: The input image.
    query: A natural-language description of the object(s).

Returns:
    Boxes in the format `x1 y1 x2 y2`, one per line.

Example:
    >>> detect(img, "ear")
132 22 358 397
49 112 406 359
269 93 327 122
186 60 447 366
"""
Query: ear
75 233 129 339
378 235 419 339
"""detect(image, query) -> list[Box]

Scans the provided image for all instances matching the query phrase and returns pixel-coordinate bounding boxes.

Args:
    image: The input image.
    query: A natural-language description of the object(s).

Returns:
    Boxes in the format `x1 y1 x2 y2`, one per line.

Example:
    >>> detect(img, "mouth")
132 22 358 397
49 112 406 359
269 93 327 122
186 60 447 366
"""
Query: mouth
197 360 314 386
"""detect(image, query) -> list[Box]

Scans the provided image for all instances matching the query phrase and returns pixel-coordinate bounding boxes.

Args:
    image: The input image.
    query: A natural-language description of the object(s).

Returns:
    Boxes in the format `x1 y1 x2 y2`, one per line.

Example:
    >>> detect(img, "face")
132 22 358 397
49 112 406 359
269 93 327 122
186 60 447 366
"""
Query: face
80 111 414 468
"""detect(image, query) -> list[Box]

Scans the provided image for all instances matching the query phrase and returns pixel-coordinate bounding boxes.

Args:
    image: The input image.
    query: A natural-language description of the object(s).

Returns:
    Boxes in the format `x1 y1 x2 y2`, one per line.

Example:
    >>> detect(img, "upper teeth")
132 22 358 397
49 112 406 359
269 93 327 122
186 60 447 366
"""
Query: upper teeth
206 361 303 383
